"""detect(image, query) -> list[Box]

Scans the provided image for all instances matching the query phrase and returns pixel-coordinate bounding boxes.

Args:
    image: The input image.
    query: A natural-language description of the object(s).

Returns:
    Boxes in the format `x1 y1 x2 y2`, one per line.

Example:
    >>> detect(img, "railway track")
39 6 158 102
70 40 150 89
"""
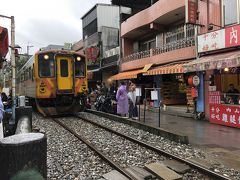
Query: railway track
52 114 231 180
53 118 137 179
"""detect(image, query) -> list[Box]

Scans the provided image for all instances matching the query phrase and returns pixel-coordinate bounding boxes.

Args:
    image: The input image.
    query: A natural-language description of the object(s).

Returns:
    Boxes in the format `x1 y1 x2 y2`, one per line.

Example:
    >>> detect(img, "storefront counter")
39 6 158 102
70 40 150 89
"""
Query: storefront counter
210 104 240 128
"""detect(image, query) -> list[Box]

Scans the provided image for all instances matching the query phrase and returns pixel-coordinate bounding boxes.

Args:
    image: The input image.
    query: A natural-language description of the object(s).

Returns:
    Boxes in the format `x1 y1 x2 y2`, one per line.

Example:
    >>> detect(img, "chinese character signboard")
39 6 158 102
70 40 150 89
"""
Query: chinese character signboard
209 91 221 104
198 29 225 53
86 47 100 62
185 0 198 24
198 24 240 53
225 25 240 48
210 104 240 128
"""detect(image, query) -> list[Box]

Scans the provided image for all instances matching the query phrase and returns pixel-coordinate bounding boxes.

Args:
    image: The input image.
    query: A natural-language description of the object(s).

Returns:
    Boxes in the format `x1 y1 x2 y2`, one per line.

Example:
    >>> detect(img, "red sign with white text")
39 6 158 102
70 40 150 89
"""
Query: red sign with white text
86 47 100 61
225 24 240 48
209 91 221 104
186 0 198 24
210 104 240 128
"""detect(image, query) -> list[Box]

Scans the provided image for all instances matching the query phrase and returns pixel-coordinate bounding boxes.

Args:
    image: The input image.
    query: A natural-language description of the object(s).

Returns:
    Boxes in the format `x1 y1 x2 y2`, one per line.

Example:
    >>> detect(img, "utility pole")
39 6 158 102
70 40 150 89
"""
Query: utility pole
10 16 16 124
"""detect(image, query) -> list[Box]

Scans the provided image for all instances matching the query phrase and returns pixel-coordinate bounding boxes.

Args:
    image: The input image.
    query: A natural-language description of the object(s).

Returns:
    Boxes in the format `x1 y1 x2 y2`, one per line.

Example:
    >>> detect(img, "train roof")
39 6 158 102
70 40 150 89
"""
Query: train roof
35 49 85 57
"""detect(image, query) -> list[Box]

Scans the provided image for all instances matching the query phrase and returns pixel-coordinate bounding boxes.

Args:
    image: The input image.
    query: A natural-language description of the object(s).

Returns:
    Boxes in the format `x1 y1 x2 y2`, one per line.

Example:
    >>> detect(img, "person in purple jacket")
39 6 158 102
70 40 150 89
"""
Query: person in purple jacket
116 81 129 117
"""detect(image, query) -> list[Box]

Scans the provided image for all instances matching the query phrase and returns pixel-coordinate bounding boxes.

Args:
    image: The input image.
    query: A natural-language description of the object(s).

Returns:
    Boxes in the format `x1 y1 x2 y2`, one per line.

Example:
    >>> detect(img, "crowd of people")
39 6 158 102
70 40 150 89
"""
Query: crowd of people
90 80 139 120
0 91 12 139
116 80 138 120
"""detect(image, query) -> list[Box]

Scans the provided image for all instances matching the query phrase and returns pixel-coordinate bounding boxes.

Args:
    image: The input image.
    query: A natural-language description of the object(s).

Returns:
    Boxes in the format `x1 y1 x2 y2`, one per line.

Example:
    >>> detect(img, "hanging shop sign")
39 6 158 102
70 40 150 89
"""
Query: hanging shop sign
192 75 200 86
188 75 200 86
86 47 100 61
210 104 240 128
209 91 221 104
198 24 240 53
185 0 198 24
151 91 158 100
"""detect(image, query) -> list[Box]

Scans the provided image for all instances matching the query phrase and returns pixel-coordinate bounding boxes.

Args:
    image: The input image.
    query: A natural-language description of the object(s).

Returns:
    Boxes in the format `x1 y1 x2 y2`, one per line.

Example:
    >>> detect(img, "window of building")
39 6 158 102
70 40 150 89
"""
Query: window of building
60 59 68 77
222 0 239 26
83 19 98 40
139 38 156 51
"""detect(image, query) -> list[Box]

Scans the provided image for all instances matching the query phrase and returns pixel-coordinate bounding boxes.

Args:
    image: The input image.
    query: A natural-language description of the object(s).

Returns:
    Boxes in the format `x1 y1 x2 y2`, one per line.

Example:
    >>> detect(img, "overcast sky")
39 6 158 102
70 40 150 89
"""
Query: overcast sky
0 0 111 56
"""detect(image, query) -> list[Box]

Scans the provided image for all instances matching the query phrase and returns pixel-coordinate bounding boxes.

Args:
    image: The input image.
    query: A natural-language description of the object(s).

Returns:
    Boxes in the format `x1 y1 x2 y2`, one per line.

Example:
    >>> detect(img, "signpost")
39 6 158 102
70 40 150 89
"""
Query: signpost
144 88 161 127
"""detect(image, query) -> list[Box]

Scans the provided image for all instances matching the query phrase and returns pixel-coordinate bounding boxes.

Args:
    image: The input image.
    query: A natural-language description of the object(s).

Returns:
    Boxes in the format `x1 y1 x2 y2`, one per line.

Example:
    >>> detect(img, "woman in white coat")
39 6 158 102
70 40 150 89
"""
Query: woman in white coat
128 81 138 120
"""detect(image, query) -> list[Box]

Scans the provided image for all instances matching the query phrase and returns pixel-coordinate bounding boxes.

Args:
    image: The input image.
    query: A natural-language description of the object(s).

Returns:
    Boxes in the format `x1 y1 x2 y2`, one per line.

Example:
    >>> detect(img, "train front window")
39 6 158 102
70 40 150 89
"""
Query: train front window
38 54 54 77
75 58 86 77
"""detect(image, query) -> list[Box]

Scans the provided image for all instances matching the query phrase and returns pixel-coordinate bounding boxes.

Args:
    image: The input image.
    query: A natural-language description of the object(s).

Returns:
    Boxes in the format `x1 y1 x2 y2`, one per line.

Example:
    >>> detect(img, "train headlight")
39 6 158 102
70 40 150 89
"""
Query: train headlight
76 57 81 61
44 54 49 60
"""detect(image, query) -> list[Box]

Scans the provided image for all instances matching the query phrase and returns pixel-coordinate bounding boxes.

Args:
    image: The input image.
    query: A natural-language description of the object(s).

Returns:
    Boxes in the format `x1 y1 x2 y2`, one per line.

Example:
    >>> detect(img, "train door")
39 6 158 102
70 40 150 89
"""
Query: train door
56 56 73 93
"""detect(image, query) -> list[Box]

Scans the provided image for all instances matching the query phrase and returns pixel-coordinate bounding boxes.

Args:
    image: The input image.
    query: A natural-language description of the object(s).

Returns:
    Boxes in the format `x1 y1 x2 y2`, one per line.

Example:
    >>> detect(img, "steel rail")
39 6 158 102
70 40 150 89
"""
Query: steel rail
76 115 230 180
52 118 137 180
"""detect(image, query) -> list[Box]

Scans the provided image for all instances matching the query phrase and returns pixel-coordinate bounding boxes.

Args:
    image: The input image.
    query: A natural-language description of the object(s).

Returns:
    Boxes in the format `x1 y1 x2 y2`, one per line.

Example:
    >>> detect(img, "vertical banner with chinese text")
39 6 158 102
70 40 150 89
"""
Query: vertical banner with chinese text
185 0 198 24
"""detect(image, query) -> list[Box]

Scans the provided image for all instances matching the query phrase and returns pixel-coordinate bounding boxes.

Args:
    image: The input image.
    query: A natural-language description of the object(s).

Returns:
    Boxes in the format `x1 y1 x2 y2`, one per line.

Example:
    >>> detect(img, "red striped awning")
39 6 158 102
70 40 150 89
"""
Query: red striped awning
143 63 184 76
110 69 143 80
109 64 153 80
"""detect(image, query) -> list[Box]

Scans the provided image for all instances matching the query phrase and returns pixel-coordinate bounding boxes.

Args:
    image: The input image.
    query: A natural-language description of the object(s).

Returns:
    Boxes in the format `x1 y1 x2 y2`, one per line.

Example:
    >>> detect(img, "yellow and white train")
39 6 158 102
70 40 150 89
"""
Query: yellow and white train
16 49 88 115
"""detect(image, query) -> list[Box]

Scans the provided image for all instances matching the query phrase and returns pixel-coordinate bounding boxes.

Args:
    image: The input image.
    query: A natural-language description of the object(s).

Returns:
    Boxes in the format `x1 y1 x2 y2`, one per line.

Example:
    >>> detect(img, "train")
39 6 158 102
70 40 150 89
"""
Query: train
16 49 88 116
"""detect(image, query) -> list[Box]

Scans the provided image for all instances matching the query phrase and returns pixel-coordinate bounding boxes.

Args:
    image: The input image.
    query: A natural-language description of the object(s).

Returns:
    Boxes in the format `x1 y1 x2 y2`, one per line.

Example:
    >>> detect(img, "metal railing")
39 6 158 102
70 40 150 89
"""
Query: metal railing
152 37 195 56
122 24 196 63
123 50 150 62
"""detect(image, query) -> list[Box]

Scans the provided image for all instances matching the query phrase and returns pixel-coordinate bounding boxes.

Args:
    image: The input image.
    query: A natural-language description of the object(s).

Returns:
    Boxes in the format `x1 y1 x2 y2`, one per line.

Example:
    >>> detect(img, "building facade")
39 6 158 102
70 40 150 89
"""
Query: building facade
81 4 131 90
112 0 240 128
184 0 240 128
113 0 197 110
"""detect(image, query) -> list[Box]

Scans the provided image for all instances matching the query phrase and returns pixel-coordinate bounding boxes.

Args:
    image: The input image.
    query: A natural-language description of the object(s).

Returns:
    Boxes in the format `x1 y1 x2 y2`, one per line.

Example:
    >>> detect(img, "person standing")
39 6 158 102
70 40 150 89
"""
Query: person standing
116 81 129 117
0 96 4 139
128 81 138 119
227 84 239 104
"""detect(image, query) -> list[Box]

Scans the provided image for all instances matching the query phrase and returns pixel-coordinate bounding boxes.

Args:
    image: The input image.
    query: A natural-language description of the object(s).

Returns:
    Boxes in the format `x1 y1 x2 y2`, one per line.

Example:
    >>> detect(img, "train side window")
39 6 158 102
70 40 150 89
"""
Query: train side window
29 67 32 80
33 64 35 77
60 59 68 77
25 70 28 80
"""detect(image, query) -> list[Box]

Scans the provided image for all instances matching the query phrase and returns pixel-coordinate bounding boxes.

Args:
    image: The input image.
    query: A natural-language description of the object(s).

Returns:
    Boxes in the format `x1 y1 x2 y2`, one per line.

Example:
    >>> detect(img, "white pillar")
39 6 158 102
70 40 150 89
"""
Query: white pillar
11 16 16 123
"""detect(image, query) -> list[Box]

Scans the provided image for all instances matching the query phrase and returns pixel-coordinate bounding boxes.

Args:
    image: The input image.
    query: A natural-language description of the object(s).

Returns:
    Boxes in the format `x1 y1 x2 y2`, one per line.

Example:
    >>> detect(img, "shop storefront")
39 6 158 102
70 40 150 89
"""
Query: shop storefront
184 24 240 128
208 68 240 128
143 62 197 111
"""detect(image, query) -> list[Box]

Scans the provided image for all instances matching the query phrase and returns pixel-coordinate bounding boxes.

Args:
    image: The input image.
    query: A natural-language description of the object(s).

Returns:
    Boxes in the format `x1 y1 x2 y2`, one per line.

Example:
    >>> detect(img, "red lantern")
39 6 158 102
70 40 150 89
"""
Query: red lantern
188 75 194 86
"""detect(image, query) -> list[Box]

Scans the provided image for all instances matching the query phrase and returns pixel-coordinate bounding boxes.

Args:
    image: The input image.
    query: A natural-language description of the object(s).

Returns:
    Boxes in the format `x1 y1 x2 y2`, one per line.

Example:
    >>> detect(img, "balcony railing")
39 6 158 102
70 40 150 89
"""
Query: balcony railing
122 37 195 63
123 50 150 62
122 24 196 63
152 37 195 56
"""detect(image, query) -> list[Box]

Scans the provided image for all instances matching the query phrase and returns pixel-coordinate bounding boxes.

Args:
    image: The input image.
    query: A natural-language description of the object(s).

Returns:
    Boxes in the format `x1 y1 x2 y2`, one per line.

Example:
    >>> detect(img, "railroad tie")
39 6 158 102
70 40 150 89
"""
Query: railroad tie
145 162 182 180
